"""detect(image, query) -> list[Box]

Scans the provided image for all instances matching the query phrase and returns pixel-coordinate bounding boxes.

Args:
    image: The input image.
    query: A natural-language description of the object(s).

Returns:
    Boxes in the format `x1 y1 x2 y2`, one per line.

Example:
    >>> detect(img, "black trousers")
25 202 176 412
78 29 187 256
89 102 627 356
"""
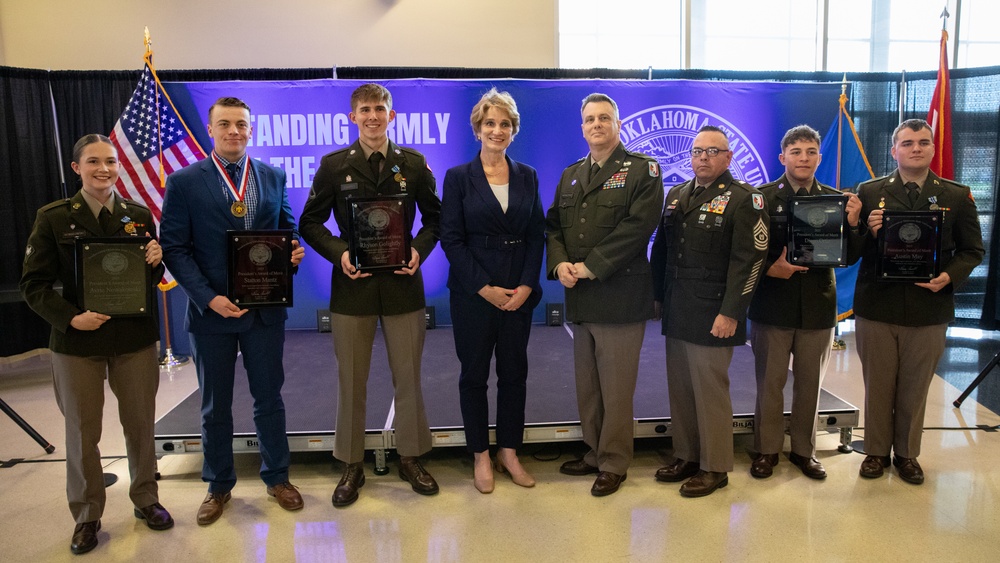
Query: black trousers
451 291 533 452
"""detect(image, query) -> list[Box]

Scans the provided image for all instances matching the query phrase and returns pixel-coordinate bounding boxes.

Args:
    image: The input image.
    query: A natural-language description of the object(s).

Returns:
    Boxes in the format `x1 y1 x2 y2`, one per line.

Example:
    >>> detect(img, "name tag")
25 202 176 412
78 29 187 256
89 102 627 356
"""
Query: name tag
341 182 358 191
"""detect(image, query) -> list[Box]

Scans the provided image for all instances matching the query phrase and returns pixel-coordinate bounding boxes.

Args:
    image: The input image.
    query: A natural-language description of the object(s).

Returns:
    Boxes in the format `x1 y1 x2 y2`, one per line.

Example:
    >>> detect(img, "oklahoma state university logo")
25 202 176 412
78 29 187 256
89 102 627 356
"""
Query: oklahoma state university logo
619 105 768 187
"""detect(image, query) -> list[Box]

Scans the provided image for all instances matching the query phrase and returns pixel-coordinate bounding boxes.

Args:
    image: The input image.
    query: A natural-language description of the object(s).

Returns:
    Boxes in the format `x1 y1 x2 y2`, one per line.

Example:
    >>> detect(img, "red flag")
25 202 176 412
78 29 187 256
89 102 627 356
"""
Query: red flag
109 50 206 288
926 29 953 179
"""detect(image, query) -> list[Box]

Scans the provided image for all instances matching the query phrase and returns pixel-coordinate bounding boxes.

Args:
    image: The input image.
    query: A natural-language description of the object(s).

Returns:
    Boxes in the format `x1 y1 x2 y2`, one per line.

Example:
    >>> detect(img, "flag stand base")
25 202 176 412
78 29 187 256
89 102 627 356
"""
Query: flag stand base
159 348 189 370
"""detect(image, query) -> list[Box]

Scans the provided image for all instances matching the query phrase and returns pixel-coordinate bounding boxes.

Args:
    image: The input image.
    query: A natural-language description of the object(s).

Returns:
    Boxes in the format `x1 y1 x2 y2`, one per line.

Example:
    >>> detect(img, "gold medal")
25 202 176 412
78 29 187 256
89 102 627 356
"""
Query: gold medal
124 222 136 235
231 201 247 217
878 197 885 209
394 173 403 182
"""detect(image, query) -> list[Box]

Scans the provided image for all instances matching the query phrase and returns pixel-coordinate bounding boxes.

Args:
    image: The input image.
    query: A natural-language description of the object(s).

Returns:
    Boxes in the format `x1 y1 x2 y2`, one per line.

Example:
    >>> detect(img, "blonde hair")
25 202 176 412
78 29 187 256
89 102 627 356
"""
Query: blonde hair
470 88 521 138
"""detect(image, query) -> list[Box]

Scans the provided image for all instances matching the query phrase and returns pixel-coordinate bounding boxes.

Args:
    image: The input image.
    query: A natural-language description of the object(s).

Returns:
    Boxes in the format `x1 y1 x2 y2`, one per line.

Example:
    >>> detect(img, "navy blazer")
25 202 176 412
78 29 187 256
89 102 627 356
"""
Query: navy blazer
440 154 544 311
160 156 298 334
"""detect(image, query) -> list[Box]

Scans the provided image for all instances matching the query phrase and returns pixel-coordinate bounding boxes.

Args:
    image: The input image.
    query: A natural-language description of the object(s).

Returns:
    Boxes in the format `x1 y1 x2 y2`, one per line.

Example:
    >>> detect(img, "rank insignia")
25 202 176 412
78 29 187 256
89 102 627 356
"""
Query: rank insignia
649 162 659 177
72 203 81 210
571 179 577 186
623 161 632 166
350 149 356 155
751 193 764 210
346 175 352 182
753 217 769 250
394 149 401 155
889 177 896 183
776 205 783 213
120 202 127 209
25 244 33 258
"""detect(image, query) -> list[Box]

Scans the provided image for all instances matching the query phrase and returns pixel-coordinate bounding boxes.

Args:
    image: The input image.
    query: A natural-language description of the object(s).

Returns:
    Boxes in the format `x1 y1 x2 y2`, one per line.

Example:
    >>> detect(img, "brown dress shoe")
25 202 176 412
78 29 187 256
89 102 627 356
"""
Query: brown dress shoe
267 481 304 511
655 459 699 482
560 457 600 476
892 456 924 484
399 456 439 495
196 491 231 526
859 455 891 478
134 502 174 530
332 462 365 507
750 453 779 479
70 520 100 555
788 452 827 480
679 470 729 498
591 471 627 496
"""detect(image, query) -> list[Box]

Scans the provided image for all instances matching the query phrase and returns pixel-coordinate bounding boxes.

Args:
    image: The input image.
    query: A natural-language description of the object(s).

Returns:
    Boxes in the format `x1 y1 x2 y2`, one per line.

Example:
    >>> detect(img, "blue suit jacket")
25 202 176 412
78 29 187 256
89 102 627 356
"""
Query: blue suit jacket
440 154 544 311
160 156 298 333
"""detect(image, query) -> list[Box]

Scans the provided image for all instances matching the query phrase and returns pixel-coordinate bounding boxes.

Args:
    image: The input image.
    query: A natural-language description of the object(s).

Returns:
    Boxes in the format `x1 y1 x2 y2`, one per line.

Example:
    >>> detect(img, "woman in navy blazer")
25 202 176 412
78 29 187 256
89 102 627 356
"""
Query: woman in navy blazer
440 89 545 493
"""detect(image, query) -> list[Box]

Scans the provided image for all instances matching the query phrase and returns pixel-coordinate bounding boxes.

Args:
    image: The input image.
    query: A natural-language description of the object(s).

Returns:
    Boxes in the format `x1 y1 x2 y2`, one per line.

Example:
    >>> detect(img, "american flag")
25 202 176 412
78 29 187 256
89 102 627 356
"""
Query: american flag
110 52 206 286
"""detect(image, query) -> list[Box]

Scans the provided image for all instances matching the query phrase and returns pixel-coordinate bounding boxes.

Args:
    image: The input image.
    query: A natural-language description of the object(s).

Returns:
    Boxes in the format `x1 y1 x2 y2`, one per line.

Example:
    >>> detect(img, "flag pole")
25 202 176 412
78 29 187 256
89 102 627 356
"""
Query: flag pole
836 74 847 190
143 27 189 369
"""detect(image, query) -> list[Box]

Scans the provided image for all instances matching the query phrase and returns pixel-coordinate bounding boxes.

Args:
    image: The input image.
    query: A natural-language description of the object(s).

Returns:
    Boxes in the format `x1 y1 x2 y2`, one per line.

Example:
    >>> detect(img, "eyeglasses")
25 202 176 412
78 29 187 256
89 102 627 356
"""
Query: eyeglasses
689 147 730 157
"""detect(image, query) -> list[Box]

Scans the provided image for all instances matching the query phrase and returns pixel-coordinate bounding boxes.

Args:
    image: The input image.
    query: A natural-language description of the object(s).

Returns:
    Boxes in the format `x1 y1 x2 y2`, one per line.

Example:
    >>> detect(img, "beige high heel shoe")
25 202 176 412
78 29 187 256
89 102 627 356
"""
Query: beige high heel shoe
473 451 494 494
494 448 536 488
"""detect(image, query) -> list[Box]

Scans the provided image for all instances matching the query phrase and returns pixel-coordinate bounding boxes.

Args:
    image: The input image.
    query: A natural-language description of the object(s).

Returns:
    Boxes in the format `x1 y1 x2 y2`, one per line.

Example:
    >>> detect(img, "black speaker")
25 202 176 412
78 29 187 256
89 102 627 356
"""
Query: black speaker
316 309 332 332
546 303 564 326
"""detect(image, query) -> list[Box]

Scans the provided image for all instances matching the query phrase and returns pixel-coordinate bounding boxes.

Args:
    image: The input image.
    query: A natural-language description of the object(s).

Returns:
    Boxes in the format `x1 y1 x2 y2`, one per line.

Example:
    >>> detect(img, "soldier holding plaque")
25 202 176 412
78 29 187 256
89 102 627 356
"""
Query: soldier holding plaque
300 83 442 507
160 97 306 525
746 125 863 481
20 134 172 554
854 119 984 484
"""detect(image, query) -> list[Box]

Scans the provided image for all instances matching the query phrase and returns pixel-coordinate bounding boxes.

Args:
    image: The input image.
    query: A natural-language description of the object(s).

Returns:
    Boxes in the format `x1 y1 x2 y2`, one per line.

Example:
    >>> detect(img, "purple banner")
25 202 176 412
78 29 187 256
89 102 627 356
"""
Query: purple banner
165 79 842 328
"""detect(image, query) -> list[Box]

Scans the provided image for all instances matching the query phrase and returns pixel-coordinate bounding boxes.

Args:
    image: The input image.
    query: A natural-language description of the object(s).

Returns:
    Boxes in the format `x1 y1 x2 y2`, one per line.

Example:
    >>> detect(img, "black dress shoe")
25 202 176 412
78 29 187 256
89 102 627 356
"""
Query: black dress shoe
70 520 100 555
332 462 365 507
591 471 627 496
134 502 174 530
655 459 699 482
679 471 729 498
892 455 924 485
859 455 891 479
750 453 778 479
560 457 600 476
399 456 439 495
788 452 827 480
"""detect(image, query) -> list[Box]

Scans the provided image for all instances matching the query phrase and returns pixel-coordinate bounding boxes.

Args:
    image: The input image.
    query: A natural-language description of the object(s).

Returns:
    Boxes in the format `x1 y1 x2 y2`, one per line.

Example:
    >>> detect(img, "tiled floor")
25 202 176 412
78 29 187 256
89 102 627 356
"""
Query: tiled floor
2 324 999 562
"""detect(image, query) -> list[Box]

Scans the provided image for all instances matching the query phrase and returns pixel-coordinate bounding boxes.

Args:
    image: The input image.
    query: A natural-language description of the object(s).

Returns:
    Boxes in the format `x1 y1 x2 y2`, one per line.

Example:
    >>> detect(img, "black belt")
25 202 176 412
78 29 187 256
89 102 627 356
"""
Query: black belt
467 235 524 250
669 266 726 282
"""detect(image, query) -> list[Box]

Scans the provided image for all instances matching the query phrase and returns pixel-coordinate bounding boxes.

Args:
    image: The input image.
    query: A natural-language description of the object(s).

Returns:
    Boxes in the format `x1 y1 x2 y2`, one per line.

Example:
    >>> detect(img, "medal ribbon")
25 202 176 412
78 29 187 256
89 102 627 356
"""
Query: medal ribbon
211 152 249 203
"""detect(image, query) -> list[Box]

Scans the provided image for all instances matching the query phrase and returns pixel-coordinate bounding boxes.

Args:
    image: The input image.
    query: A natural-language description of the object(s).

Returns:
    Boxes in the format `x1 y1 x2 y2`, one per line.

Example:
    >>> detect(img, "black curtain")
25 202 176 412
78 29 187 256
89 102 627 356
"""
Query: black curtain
49 70 141 195
0 66 64 355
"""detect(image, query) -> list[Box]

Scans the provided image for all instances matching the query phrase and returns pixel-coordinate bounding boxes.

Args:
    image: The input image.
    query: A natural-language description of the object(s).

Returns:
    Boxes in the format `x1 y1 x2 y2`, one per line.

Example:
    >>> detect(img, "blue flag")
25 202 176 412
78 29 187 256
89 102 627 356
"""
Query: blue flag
814 94 875 321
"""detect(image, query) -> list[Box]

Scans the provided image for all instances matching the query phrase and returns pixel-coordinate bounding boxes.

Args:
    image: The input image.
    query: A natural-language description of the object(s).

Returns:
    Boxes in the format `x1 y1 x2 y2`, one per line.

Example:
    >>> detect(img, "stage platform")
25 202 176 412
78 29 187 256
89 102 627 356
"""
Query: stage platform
154 321 860 471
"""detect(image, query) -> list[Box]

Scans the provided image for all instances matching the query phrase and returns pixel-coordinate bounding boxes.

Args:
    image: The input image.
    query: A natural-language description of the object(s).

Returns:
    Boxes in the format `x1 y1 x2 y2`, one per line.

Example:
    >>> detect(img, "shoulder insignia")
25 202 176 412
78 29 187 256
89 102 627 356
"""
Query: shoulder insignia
40 199 71 212
648 161 659 178
752 193 765 210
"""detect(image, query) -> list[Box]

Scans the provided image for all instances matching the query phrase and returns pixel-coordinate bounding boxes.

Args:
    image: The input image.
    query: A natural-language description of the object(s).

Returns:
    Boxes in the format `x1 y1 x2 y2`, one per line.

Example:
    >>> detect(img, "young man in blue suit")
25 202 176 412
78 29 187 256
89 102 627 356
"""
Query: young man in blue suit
160 97 306 525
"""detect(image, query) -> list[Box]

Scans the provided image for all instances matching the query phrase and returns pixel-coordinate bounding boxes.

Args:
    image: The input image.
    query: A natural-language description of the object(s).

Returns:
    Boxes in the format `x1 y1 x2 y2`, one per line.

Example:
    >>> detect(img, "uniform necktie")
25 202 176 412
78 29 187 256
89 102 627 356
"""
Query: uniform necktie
99 207 115 235
905 182 920 206
369 152 384 182
692 185 706 199
796 187 808 196
589 161 600 183
225 163 240 184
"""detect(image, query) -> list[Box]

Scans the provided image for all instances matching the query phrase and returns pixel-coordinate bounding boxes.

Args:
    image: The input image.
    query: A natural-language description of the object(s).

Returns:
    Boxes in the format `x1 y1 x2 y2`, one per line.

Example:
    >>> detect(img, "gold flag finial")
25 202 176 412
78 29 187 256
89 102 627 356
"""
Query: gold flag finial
144 27 151 53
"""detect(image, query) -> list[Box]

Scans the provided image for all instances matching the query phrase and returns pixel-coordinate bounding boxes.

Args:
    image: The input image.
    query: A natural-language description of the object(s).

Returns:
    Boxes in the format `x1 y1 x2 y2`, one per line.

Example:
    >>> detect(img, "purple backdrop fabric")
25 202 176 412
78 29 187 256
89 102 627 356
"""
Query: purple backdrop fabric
164 79 841 328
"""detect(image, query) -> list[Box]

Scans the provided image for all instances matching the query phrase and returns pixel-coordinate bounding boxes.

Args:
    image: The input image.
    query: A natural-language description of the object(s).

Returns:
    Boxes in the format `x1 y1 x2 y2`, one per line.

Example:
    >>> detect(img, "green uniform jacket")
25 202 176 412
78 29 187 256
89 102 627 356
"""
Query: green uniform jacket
854 170 984 326
299 139 441 316
19 190 162 356
651 171 769 346
545 143 663 323
747 175 864 330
